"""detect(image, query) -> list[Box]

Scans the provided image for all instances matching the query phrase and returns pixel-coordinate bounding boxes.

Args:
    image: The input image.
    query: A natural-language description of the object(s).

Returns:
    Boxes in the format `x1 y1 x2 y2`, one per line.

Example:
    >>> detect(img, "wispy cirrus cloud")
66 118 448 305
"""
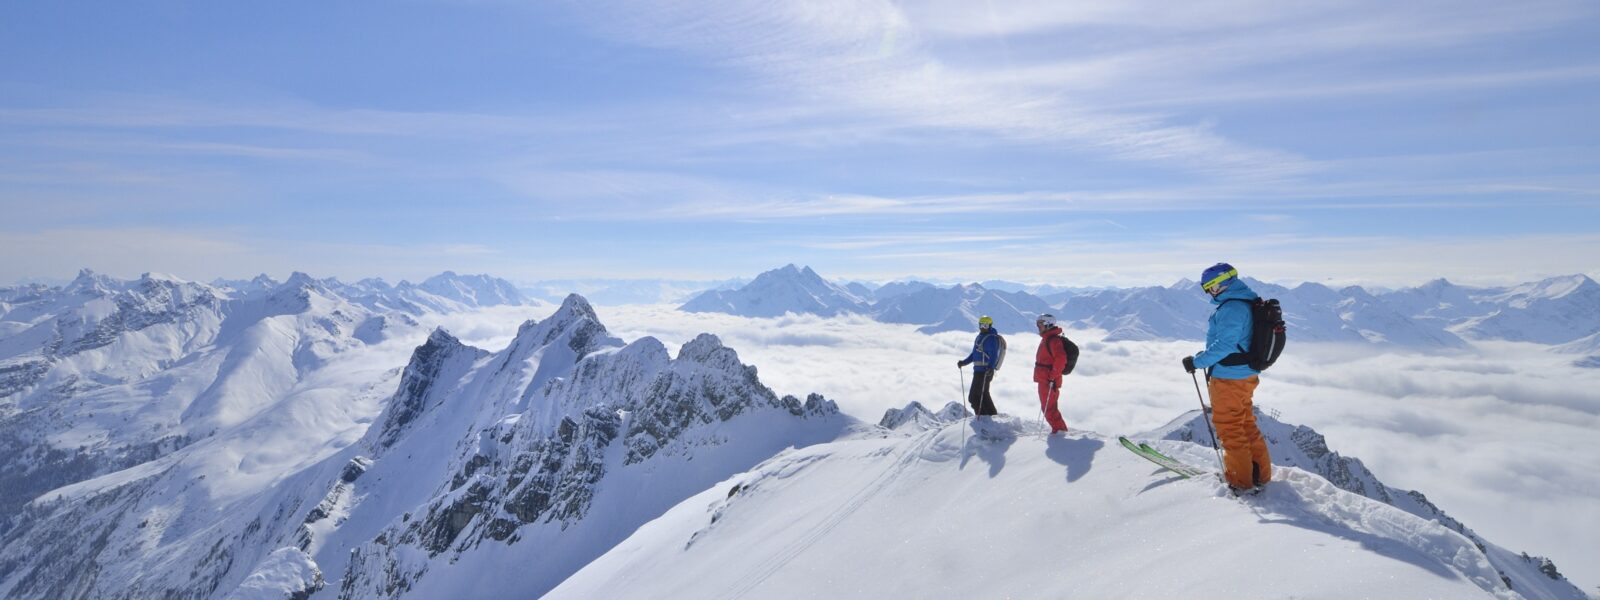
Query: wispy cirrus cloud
559 0 1316 179
549 0 1595 182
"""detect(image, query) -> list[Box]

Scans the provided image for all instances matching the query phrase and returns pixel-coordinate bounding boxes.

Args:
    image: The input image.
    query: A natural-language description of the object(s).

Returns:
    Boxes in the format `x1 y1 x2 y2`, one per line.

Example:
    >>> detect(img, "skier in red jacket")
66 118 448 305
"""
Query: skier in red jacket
1032 314 1070 434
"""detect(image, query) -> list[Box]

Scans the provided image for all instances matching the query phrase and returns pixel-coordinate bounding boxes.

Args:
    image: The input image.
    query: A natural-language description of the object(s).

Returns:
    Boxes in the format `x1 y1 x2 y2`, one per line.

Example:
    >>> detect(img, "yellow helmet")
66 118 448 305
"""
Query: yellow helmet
977 315 994 328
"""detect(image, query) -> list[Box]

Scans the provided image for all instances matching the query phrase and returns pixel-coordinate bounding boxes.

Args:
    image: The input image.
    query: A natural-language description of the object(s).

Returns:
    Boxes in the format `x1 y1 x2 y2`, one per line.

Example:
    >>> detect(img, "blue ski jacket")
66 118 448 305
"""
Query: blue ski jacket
1193 279 1260 380
962 330 1007 373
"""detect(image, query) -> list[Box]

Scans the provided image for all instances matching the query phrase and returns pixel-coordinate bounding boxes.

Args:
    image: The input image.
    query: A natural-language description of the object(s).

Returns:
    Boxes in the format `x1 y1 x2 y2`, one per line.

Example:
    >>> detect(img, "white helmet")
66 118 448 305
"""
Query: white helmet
1036 314 1057 328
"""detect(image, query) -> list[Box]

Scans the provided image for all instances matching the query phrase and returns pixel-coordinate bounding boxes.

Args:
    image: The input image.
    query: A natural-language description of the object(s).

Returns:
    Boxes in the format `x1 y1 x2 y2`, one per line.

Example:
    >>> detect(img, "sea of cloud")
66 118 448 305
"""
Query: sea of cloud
425 302 1599 592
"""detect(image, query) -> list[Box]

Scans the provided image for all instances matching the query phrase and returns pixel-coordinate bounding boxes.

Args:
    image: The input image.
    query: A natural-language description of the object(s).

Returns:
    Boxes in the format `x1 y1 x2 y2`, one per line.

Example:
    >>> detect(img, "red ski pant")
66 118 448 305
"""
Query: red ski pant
1036 380 1067 433
1209 376 1272 488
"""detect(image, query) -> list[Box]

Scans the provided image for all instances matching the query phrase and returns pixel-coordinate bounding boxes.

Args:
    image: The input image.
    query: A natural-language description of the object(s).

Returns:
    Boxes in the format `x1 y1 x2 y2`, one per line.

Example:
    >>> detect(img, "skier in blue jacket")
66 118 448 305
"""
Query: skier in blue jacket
1182 263 1272 493
957 316 1006 417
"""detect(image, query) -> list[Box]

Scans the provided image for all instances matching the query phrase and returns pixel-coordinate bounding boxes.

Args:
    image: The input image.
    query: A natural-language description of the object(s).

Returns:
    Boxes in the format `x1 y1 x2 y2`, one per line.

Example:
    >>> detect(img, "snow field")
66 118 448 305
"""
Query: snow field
549 417 1510 600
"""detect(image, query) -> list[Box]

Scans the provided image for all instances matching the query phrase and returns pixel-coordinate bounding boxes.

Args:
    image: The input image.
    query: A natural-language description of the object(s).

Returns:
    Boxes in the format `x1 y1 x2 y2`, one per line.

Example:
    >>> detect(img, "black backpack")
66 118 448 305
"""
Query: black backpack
1053 334 1080 376
1217 298 1286 371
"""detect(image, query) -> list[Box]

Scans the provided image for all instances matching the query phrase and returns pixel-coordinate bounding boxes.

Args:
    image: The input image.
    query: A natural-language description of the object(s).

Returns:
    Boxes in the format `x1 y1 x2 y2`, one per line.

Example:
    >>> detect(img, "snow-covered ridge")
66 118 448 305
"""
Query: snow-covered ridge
547 407 1586 600
210 270 530 315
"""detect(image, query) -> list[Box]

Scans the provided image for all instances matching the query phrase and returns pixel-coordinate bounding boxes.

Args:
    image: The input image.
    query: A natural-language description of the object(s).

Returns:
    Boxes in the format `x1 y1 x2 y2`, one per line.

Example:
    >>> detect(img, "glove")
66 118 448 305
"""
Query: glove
1182 356 1196 374
1049 379 1059 390
957 359 970 368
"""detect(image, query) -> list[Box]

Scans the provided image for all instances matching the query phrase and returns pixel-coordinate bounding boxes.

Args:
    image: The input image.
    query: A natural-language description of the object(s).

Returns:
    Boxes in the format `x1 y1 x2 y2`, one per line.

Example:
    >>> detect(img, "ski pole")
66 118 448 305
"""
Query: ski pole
958 365 970 450
959 365 969 417
1037 382 1046 430
1191 370 1224 469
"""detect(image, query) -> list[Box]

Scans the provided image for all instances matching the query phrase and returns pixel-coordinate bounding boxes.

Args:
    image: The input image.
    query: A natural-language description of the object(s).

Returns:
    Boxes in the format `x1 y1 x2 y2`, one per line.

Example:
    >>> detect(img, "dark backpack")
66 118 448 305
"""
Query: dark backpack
1053 334 1080 376
1217 298 1286 371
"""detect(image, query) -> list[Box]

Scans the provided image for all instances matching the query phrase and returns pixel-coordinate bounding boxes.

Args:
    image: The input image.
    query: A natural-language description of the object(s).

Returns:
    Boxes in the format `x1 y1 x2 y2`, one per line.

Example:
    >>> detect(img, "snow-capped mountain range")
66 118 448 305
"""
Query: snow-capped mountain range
0 269 529 542
209 271 529 315
679 266 1600 356
0 292 848 599
0 268 1591 599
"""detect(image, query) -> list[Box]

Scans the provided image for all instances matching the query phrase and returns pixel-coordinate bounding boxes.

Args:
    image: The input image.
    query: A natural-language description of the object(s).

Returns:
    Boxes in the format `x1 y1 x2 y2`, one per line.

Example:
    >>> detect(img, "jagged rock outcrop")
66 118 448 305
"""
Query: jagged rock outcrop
335 297 851 600
879 401 967 431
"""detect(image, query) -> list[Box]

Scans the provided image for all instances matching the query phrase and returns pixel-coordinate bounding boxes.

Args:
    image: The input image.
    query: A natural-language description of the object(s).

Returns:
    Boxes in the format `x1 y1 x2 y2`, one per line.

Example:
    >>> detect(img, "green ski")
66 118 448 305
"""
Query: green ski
1118 436 1208 479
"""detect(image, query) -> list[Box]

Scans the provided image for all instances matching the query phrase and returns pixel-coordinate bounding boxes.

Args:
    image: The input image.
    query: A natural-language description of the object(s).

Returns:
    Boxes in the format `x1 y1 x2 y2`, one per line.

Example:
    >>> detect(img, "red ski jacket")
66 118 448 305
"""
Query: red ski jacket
1033 326 1069 383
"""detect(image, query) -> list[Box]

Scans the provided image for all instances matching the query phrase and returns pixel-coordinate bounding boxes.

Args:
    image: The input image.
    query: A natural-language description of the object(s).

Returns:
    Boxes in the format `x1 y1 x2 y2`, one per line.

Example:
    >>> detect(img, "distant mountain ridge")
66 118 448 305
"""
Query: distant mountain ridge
676 266 1600 352
519 277 746 305
873 283 1054 335
209 270 531 315
680 264 868 318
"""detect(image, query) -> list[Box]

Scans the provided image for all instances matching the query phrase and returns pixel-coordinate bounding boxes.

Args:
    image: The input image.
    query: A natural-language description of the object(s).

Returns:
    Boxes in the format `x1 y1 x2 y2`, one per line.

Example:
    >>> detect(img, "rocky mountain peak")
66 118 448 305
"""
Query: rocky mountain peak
507 294 619 362
553 293 599 324
65 268 117 295
283 271 317 288
373 328 488 450
677 333 734 366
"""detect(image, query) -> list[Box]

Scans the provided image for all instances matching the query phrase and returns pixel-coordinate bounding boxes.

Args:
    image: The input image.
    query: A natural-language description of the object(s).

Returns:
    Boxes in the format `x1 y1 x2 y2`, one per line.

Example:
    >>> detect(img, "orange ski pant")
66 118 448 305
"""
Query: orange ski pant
1209 375 1272 488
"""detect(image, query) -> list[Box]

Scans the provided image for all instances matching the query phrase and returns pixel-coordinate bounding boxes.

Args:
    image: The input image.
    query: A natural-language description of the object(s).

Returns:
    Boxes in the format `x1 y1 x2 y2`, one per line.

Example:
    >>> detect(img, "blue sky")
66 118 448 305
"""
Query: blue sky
2 0 1598 287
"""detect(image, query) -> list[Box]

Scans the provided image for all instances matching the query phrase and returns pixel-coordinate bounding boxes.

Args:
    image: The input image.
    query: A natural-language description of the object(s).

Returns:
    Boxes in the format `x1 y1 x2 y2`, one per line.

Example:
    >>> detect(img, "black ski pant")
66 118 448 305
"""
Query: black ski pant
968 369 997 416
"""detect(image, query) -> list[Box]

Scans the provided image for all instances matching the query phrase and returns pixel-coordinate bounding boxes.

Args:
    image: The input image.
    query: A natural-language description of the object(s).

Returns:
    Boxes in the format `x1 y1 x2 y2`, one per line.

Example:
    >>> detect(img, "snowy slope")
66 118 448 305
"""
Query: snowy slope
549 410 1583 599
1556 332 1600 367
869 280 937 302
1148 410 1584 599
0 268 457 598
1458 275 1600 345
1379 278 1491 326
1340 290 1473 348
680 265 867 317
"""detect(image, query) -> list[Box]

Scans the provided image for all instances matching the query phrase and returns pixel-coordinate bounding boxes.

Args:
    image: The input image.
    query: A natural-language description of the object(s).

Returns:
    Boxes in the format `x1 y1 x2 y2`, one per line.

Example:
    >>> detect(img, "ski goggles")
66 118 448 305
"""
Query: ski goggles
1202 268 1237 293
